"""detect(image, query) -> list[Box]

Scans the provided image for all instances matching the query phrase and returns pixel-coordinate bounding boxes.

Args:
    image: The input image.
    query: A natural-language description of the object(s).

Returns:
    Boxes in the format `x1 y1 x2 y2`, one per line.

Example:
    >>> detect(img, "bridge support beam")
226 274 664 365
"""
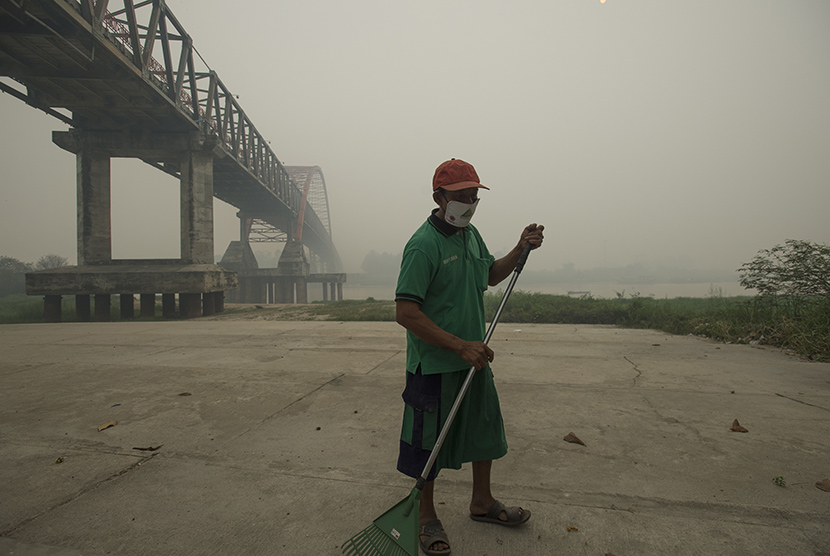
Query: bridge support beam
140 294 155 318
77 150 112 264
231 271 346 304
179 293 202 319
296 278 308 304
76 295 91 321
162 294 176 317
120 294 135 319
94 294 110 321
28 130 237 321
180 150 215 264
44 295 62 323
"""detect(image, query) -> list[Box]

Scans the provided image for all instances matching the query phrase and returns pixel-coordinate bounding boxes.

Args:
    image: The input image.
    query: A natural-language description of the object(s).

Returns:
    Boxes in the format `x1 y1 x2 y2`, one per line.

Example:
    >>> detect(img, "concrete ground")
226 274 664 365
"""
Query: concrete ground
0 317 828 556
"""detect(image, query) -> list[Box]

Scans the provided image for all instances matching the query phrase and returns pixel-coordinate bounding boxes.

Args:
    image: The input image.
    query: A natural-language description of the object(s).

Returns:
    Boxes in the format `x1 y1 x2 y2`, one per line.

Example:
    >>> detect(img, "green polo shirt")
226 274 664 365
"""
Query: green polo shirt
396 210 495 375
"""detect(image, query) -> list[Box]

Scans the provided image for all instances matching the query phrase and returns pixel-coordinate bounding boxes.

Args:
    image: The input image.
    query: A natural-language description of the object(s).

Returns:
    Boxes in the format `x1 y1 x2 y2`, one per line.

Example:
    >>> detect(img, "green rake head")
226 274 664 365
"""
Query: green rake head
341 489 421 556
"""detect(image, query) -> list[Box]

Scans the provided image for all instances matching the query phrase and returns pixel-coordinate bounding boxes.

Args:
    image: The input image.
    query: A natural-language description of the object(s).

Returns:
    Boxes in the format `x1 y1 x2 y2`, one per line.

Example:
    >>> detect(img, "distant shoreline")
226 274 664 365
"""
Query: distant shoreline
335 280 750 303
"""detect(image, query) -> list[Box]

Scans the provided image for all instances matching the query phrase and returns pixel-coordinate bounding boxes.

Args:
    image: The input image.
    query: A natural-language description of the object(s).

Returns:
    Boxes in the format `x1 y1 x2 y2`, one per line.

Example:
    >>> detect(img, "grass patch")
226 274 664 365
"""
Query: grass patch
0 294 51 323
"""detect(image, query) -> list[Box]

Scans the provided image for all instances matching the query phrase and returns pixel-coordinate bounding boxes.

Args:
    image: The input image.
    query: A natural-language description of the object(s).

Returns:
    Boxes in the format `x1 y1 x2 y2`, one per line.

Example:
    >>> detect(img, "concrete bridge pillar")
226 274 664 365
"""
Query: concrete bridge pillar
120 294 135 319
162 294 176 317
275 278 292 303
76 294 91 321
180 150 215 264
296 278 308 304
76 149 112 264
140 294 155 318
36 130 236 321
44 295 62 323
94 294 110 321
179 293 201 318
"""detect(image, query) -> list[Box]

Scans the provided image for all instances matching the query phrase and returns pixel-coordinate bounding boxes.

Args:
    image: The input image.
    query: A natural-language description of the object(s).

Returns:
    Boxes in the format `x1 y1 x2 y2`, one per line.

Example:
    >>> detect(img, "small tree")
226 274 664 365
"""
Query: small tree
738 240 830 299
361 250 401 277
34 254 69 270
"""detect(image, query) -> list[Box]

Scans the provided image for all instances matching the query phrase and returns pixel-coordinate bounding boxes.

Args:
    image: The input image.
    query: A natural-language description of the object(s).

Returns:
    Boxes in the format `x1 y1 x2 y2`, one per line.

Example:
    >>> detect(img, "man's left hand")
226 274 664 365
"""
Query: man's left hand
521 223 544 250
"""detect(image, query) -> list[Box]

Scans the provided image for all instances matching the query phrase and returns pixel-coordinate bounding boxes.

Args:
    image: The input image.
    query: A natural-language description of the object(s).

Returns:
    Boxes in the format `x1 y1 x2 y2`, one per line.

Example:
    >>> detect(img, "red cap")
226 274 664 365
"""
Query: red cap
432 158 490 191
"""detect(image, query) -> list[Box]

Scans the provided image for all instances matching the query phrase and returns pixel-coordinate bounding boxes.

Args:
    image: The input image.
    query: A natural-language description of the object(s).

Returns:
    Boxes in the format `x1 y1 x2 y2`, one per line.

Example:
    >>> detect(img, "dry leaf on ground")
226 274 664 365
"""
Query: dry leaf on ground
97 420 117 432
730 419 748 433
563 432 586 446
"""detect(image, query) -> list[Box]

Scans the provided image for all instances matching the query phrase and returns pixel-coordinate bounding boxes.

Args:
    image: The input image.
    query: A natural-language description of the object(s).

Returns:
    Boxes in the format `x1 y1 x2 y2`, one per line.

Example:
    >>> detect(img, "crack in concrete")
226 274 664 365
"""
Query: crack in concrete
623 356 642 386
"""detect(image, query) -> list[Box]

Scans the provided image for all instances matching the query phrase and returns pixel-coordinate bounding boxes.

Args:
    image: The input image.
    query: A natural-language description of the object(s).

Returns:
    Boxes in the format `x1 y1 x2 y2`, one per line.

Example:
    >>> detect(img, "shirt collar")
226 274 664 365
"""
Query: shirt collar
428 208 460 237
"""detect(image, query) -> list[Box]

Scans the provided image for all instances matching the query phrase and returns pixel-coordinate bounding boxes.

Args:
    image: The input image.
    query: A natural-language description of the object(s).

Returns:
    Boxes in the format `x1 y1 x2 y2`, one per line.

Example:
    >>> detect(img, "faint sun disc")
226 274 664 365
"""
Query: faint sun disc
600 0 607 3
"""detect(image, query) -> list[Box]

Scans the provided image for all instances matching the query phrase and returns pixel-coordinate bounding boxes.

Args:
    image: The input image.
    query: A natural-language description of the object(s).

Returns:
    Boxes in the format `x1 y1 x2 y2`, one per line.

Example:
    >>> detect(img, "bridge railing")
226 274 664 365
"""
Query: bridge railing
83 0 302 217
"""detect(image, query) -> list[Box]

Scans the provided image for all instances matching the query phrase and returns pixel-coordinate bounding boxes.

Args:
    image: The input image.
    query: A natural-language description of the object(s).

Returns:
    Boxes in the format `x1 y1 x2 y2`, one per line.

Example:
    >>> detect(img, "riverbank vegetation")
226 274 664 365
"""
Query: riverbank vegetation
2 291 827 362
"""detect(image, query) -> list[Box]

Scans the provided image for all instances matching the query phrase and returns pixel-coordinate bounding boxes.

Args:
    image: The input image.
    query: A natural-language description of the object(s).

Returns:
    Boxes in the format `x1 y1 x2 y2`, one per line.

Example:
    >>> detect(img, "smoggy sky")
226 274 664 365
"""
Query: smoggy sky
1 0 828 275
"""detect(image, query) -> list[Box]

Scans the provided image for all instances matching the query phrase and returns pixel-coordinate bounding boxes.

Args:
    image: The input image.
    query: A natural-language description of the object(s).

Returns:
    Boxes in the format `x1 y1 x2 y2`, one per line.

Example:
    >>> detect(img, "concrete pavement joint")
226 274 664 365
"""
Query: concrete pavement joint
0 453 157 537
364 350 403 375
775 392 830 412
229 372 347 442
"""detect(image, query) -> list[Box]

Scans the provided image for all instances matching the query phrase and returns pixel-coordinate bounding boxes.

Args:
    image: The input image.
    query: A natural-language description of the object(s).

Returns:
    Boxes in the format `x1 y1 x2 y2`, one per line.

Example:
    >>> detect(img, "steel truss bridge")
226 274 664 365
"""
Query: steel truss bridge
0 0 343 302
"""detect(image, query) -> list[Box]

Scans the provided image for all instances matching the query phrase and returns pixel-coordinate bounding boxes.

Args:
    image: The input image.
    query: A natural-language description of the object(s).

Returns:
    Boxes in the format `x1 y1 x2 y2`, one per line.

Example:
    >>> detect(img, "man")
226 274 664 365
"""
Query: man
395 158 544 555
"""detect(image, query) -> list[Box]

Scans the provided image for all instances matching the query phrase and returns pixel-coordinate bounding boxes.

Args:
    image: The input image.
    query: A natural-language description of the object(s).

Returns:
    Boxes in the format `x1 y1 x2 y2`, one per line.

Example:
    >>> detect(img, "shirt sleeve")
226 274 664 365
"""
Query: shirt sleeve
395 246 434 305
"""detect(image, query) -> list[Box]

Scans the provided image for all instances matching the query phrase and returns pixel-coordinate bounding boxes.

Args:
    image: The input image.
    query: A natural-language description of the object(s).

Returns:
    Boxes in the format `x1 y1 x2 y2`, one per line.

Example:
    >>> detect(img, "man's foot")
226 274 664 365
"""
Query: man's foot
470 500 531 527
419 519 451 555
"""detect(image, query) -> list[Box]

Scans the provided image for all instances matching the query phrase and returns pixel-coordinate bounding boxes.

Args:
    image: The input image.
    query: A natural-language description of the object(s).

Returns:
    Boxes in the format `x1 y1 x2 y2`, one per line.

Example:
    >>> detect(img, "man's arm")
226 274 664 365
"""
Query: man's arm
395 299 494 370
489 223 544 286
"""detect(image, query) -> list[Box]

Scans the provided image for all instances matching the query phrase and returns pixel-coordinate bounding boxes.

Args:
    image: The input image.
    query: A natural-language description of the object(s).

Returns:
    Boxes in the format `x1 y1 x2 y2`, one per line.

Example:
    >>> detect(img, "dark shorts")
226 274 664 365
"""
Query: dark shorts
397 365 507 480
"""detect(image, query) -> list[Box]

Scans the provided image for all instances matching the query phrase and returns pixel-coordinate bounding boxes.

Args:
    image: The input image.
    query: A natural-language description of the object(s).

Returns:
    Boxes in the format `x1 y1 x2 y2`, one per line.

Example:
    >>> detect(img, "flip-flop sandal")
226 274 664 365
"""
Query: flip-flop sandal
419 519 451 556
470 500 531 527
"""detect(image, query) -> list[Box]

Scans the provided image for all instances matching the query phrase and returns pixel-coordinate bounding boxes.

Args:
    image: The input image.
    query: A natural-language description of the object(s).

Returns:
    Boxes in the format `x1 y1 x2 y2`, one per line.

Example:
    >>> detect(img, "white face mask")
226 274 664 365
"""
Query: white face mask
443 199 479 228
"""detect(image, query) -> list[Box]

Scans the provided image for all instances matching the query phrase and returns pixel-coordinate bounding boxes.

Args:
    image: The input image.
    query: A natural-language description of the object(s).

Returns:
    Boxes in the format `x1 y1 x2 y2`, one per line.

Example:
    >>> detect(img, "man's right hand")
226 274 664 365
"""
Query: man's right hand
397 299 495 370
457 340 494 370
